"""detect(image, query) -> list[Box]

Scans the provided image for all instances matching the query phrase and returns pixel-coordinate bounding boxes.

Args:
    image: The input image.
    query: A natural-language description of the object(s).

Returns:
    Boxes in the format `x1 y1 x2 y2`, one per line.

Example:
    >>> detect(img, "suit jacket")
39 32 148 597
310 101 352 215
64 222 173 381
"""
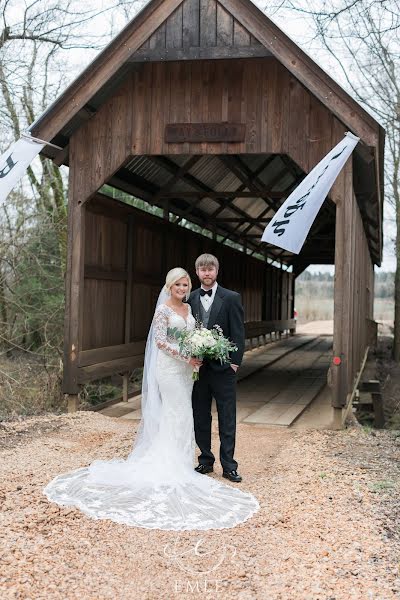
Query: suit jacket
188 285 245 369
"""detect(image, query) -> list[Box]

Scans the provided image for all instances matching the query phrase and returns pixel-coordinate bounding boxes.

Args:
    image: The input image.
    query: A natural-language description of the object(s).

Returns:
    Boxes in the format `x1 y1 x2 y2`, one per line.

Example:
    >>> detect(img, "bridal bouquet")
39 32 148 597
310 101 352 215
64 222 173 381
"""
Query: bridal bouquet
168 323 238 380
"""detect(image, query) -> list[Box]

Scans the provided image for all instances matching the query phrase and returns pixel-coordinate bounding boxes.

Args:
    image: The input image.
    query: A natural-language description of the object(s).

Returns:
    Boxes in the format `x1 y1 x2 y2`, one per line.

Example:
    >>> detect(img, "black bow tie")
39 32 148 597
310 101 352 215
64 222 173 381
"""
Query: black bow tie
200 289 212 297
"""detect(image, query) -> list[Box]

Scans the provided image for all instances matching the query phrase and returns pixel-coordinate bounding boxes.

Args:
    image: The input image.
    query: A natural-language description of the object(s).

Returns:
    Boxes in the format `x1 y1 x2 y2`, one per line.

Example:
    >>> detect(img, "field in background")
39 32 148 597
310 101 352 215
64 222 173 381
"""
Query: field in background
296 271 394 326
295 297 333 324
295 296 394 325
374 299 394 323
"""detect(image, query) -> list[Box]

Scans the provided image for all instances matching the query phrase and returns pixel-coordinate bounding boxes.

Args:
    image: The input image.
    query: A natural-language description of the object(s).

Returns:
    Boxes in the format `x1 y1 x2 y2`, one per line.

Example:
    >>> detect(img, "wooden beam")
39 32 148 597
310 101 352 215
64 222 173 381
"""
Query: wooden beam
53 144 69 166
159 190 286 198
292 261 310 277
117 168 159 195
67 395 79 413
78 341 146 367
78 355 145 383
219 206 271 245
215 217 272 223
219 155 280 212
146 155 267 238
108 168 263 254
151 155 202 202
62 137 87 398
130 45 273 62
331 155 353 408
209 155 277 218
223 167 297 244
124 214 134 343
172 154 274 224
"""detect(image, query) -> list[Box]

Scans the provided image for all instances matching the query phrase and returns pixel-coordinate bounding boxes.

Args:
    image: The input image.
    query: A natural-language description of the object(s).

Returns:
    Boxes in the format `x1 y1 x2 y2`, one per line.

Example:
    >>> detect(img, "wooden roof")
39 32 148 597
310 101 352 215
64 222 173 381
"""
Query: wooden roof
29 0 384 265
30 0 383 147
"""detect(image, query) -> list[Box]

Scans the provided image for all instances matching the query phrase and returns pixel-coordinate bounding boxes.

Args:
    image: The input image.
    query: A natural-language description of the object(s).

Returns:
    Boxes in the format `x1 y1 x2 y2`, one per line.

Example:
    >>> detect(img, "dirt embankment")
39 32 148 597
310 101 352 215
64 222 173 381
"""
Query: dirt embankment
1 411 399 600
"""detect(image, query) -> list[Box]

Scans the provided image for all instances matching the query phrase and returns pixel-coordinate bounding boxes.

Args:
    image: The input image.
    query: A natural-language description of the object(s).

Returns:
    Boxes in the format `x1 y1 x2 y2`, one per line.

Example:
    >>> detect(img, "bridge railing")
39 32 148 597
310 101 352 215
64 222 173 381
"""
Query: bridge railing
244 319 296 351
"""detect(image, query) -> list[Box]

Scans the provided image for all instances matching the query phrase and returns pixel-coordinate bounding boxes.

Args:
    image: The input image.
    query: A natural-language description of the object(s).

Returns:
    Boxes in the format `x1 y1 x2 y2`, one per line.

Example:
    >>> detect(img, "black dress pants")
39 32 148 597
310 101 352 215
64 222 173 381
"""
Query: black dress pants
192 364 238 472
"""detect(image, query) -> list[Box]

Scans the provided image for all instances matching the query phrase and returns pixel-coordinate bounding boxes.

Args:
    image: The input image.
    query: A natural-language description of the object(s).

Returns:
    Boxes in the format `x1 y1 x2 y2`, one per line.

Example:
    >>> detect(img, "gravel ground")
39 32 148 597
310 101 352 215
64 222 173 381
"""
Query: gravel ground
1 411 400 600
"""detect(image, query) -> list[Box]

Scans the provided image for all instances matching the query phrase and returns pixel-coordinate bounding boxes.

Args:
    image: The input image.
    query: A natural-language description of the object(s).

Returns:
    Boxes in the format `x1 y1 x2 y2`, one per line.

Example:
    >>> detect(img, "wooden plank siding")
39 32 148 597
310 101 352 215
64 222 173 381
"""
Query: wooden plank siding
330 119 375 409
32 0 381 417
71 57 351 206
134 0 267 62
64 57 376 410
62 192 294 393
30 0 380 154
62 135 88 394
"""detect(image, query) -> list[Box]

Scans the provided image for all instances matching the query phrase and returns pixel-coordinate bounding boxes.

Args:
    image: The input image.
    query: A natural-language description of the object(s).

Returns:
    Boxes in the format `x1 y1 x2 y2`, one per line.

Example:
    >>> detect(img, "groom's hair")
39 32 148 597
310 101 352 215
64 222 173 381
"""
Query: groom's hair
195 253 219 270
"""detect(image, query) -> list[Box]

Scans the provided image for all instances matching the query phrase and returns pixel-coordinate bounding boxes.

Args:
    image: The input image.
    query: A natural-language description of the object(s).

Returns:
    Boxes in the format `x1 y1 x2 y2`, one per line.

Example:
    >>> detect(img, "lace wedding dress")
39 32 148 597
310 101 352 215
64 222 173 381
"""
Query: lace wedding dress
43 301 260 530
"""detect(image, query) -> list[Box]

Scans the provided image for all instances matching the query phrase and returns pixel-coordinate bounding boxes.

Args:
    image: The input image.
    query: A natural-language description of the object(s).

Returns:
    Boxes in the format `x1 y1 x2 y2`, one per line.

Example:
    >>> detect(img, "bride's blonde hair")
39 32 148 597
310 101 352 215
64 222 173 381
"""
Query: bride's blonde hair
165 267 192 298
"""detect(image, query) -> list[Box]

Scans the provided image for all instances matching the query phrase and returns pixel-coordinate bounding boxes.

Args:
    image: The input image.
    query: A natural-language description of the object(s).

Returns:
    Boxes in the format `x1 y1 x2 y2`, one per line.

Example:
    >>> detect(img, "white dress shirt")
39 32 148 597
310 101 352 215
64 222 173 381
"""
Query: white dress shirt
200 282 218 312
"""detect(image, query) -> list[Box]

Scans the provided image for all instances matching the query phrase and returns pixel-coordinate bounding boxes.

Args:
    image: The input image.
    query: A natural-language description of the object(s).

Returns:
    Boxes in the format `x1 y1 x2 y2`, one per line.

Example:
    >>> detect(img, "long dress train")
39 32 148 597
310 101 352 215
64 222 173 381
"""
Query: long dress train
43 303 259 530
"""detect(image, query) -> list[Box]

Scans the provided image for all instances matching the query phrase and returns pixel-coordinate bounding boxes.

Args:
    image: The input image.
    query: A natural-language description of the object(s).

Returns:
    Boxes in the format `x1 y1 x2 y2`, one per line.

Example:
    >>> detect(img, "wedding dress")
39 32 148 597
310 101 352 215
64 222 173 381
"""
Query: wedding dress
43 291 259 530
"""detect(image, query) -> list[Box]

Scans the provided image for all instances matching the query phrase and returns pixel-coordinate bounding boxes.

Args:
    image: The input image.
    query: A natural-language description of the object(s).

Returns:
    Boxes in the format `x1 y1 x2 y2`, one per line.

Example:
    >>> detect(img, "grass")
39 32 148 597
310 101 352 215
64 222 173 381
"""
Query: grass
295 297 333 323
295 295 394 325
374 299 394 322
367 480 396 493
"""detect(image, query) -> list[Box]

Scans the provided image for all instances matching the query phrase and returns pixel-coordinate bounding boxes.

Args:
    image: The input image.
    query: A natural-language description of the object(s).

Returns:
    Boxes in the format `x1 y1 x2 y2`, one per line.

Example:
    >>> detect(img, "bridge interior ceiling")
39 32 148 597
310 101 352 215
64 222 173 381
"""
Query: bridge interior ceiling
107 153 337 272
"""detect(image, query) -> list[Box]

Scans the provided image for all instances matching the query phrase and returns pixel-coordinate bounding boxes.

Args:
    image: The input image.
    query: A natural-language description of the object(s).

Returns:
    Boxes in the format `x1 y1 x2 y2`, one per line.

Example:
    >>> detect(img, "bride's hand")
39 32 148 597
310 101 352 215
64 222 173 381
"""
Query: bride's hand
189 357 203 367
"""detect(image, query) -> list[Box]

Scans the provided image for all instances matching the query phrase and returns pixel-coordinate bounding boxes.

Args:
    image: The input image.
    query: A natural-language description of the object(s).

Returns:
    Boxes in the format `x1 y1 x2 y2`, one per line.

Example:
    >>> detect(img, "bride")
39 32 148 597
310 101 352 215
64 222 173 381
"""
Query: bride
43 268 260 530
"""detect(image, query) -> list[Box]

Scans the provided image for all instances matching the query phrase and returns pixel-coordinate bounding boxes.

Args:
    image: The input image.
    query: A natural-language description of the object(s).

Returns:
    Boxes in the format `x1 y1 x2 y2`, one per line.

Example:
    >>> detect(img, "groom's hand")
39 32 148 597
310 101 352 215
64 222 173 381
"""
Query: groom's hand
230 364 238 372
190 357 203 367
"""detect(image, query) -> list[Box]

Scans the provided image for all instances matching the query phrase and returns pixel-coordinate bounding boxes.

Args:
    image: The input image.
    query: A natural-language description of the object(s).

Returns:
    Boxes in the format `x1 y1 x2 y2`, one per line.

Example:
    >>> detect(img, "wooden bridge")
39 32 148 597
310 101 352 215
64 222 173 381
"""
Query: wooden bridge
100 334 334 428
31 0 383 428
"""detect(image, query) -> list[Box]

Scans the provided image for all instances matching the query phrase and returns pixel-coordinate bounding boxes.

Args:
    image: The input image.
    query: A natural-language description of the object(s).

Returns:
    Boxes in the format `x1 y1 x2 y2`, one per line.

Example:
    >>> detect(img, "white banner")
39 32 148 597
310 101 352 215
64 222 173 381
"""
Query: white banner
261 132 360 254
0 137 45 203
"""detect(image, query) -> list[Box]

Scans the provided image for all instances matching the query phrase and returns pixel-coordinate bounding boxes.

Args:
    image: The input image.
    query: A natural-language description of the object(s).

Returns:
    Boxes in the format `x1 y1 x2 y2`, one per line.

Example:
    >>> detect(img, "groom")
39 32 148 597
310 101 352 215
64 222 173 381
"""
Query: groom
188 253 245 483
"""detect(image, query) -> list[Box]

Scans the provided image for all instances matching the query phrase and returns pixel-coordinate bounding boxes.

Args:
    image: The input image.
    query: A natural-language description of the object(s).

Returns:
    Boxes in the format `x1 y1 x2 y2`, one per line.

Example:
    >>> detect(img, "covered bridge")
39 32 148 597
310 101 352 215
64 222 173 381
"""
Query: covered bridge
30 0 384 427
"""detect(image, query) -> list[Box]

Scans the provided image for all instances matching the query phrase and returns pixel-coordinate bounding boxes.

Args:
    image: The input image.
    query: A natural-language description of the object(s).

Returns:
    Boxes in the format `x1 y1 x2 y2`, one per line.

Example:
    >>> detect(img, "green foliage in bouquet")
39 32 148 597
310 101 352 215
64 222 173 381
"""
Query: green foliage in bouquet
167 323 238 380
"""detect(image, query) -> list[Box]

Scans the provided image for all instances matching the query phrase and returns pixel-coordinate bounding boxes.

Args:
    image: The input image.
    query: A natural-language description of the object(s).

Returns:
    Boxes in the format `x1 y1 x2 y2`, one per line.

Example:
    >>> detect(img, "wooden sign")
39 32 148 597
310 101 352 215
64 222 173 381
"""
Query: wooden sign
165 123 246 143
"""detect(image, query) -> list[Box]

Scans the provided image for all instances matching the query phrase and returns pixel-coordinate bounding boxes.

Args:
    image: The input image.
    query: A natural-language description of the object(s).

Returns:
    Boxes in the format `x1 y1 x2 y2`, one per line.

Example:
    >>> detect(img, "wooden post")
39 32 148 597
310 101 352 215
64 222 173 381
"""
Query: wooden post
123 215 134 402
68 395 79 413
372 391 385 428
163 199 170 221
290 274 296 335
62 134 87 410
122 375 129 403
331 134 354 409
358 380 385 428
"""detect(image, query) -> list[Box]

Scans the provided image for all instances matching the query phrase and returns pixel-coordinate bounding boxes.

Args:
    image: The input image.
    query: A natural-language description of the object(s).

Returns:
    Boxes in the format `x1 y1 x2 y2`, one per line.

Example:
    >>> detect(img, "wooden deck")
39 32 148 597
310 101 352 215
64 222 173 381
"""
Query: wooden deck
99 334 333 427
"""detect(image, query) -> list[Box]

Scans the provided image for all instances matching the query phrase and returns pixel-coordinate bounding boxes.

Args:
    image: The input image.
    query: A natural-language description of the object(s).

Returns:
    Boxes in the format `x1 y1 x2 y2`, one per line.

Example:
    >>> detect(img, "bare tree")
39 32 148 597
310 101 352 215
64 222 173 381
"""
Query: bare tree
268 0 400 357
0 0 141 267
0 0 142 415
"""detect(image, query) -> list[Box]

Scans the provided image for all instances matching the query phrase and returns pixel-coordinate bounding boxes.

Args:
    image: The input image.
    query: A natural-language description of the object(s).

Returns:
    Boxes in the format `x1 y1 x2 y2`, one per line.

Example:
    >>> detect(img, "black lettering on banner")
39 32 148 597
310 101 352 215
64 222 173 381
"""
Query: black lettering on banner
271 219 290 236
284 202 306 219
271 144 349 237
0 154 18 178
295 164 330 206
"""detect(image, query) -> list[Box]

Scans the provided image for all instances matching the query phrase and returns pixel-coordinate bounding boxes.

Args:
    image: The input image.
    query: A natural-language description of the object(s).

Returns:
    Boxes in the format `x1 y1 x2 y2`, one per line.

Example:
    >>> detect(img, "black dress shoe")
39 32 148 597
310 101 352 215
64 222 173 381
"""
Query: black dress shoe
194 464 214 474
222 469 242 482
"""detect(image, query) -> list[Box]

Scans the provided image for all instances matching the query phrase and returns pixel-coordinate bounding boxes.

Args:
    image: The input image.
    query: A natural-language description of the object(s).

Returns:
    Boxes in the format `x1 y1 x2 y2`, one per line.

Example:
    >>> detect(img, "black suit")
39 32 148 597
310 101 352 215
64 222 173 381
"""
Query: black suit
188 285 245 472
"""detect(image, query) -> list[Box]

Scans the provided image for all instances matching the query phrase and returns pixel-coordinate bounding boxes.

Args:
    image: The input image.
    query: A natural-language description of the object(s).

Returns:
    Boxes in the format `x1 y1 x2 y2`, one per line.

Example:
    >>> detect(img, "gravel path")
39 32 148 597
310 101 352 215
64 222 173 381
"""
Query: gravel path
1 412 399 599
